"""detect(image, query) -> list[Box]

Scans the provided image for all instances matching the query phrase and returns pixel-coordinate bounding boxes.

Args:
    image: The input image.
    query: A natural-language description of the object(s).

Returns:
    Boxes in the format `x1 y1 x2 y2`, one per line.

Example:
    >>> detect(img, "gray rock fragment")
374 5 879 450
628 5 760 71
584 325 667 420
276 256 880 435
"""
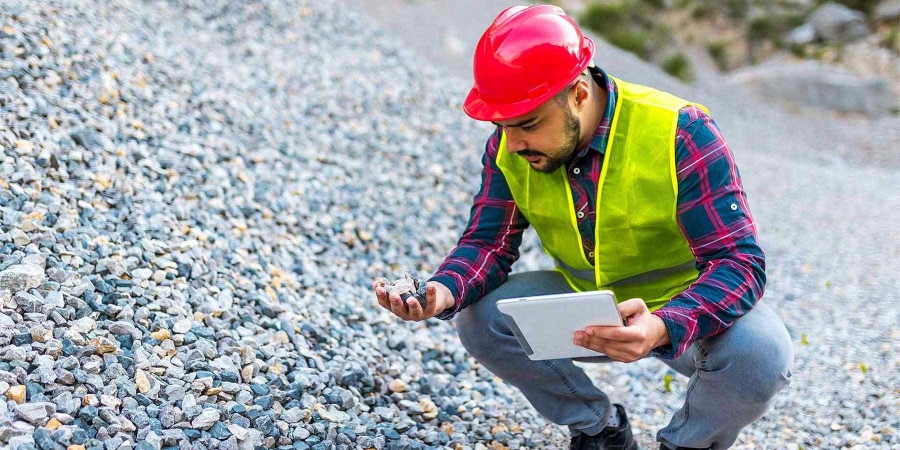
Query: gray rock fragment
808 2 868 42
0 265 45 294
190 408 219 429
14 402 56 424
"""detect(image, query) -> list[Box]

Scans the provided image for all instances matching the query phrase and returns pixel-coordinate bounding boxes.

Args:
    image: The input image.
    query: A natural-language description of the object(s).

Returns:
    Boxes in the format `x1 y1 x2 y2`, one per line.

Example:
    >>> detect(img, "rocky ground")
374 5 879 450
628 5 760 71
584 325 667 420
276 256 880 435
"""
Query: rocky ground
0 1 898 450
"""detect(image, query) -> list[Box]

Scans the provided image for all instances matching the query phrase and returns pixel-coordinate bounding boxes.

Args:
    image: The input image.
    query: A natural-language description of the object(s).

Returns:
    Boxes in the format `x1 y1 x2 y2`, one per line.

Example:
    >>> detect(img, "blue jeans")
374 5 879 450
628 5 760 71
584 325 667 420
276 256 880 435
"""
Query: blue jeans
454 271 793 450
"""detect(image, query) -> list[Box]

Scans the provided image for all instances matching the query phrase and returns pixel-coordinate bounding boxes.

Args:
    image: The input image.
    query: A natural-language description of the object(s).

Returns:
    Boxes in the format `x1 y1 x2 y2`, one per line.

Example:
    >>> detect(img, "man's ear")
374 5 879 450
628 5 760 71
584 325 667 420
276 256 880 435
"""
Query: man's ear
572 78 591 114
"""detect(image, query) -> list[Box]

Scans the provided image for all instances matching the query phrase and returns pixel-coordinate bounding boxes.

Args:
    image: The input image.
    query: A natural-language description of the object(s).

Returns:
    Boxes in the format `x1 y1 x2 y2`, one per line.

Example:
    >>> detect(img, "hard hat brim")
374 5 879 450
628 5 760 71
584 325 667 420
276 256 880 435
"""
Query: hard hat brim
463 37 595 122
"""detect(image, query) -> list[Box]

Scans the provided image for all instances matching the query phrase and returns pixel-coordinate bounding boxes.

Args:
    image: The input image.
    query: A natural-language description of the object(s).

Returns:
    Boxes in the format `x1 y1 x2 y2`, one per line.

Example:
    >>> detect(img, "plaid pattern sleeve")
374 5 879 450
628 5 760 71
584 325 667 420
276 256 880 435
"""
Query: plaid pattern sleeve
429 129 530 321
650 106 767 360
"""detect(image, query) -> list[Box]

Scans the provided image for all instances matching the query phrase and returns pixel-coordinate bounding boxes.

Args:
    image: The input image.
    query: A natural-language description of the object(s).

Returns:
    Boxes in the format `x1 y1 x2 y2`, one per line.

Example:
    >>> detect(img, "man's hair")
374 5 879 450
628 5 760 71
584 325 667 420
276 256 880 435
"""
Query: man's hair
552 68 592 107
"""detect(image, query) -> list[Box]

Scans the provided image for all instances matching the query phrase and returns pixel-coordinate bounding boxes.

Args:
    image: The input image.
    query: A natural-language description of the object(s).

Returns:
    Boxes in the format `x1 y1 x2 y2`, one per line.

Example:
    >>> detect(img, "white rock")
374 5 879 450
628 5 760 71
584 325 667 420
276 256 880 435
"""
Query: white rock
190 408 219 429
44 291 64 308
228 424 248 440
237 429 263 450
131 268 153 280
181 393 197 409
281 407 304 423
10 229 30 246
21 254 45 268
0 313 15 328
217 290 233 309
0 264 45 293
172 319 192 334
69 317 96 334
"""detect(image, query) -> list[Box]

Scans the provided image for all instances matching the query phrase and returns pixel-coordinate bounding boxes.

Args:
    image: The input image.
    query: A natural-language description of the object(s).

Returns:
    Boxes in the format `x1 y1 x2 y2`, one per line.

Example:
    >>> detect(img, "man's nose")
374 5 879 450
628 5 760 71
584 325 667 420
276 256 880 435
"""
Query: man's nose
505 132 527 153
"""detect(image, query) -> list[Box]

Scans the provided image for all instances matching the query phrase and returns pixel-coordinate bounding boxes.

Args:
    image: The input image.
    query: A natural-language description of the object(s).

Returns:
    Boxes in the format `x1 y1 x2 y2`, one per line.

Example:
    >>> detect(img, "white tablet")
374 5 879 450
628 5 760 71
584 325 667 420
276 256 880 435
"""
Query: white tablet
496 290 623 361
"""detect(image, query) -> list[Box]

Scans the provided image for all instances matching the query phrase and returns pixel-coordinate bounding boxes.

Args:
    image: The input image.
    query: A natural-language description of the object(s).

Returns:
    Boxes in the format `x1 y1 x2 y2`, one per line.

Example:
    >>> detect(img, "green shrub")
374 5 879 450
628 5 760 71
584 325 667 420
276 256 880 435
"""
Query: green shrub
580 2 656 59
883 26 900 52
692 4 716 20
640 0 668 9
724 0 750 20
706 40 730 70
607 29 653 59
788 43 808 58
747 13 805 47
662 53 693 82
580 2 630 34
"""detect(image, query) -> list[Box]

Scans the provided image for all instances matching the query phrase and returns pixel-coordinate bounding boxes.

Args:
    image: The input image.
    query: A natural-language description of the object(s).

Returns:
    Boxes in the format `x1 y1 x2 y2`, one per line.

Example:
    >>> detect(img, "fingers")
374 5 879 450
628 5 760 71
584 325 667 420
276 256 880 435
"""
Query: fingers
373 280 390 310
574 331 640 363
574 331 609 355
406 293 425 318
617 298 648 317
584 325 641 342
373 278 439 322
387 292 408 319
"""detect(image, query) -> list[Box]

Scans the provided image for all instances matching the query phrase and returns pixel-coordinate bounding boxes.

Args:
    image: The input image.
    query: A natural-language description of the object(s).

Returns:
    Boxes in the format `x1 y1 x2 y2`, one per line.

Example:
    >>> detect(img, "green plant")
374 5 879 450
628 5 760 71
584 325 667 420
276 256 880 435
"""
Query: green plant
788 43 808 58
580 2 631 34
580 2 657 59
747 13 805 47
724 0 750 20
662 53 693 81
706 40 730 70
640 0 668 9
883 26 900 53
692 4 716 20
607 29 654 59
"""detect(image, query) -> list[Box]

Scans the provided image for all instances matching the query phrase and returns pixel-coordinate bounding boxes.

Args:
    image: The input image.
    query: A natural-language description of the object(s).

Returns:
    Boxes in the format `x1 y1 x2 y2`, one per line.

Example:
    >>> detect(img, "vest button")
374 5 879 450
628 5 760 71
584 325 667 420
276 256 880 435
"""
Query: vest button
573 167 581 175
577 211 585 219
731 203 738 211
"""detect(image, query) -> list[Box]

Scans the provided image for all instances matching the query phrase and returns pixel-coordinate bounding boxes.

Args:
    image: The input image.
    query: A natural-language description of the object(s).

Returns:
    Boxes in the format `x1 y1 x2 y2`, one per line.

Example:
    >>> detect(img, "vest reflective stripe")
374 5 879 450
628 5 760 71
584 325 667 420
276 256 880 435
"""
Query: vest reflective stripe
496 75 709 312
555 258 696 287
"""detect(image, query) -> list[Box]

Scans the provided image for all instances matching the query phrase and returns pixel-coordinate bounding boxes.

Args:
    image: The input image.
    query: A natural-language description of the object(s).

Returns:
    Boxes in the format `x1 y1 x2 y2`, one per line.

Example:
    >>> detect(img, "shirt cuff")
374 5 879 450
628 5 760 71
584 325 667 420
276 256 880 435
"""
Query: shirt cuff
650 308 690 360
428 273 462 321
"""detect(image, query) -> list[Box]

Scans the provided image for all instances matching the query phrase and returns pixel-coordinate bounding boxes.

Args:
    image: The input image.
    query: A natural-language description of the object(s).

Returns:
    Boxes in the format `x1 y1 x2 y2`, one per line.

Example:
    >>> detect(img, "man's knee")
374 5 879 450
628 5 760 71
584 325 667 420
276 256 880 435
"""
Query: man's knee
701 303 794 403
456 295 512 360
456 271 572 360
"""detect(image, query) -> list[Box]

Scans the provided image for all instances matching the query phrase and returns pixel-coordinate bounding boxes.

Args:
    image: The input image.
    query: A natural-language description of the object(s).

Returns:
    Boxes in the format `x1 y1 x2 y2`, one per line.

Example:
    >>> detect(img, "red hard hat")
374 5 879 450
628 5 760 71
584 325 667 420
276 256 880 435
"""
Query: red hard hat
463 5 595 122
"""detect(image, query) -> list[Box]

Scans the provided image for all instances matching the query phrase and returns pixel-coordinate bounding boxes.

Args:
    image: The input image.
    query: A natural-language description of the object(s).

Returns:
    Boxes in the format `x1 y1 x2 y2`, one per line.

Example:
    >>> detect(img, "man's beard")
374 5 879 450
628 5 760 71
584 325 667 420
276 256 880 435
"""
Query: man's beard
526 107 582 174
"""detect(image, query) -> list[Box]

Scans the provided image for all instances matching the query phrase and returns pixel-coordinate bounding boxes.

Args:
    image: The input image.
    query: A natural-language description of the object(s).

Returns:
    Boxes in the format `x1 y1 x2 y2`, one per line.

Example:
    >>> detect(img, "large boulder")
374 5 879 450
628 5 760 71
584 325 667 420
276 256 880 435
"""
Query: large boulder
808 2 869 42
725 60 896 116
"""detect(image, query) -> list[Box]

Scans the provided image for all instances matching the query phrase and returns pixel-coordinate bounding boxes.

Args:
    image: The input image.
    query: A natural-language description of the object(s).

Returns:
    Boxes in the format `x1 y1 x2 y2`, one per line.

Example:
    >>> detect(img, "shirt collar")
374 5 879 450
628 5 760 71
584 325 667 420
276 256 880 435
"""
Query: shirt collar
585 66 617 155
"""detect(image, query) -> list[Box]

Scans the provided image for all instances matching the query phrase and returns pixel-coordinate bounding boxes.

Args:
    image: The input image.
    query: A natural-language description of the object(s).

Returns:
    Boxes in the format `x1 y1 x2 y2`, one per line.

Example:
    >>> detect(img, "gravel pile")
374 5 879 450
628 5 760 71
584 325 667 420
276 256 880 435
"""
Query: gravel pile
1 0 898 450
0 0 556 449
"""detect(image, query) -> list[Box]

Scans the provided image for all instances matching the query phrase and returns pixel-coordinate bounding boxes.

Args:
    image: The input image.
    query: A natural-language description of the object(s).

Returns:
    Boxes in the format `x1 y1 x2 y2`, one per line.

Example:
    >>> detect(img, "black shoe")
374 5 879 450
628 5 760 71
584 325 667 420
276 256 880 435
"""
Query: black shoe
659 443 712 450
569 404 638 450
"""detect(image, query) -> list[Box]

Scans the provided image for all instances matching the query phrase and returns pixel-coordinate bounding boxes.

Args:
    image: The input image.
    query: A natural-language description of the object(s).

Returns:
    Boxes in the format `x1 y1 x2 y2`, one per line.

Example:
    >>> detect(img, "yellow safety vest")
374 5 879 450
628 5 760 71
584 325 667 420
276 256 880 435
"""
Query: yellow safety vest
496 76 709 312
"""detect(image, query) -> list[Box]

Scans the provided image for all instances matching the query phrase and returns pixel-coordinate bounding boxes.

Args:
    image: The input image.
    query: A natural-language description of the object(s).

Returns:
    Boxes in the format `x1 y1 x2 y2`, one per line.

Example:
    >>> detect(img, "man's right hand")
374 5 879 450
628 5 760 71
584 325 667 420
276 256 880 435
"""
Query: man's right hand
373 279 455 322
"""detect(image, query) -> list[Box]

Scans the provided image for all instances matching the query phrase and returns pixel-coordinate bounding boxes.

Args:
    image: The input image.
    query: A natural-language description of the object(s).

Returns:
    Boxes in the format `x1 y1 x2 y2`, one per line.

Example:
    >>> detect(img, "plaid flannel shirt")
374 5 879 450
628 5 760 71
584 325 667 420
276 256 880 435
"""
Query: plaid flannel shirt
430 67 765 360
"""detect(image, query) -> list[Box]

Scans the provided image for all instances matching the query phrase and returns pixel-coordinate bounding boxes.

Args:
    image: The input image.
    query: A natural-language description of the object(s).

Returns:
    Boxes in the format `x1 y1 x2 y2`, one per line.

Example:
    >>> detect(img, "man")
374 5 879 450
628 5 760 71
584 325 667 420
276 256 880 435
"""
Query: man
373 5 794 450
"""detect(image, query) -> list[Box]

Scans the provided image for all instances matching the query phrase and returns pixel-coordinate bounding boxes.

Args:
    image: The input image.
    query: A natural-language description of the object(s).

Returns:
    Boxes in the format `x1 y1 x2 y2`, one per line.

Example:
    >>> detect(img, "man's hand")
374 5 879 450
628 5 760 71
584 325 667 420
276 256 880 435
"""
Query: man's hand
373 279 455 322
573 298 670 363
